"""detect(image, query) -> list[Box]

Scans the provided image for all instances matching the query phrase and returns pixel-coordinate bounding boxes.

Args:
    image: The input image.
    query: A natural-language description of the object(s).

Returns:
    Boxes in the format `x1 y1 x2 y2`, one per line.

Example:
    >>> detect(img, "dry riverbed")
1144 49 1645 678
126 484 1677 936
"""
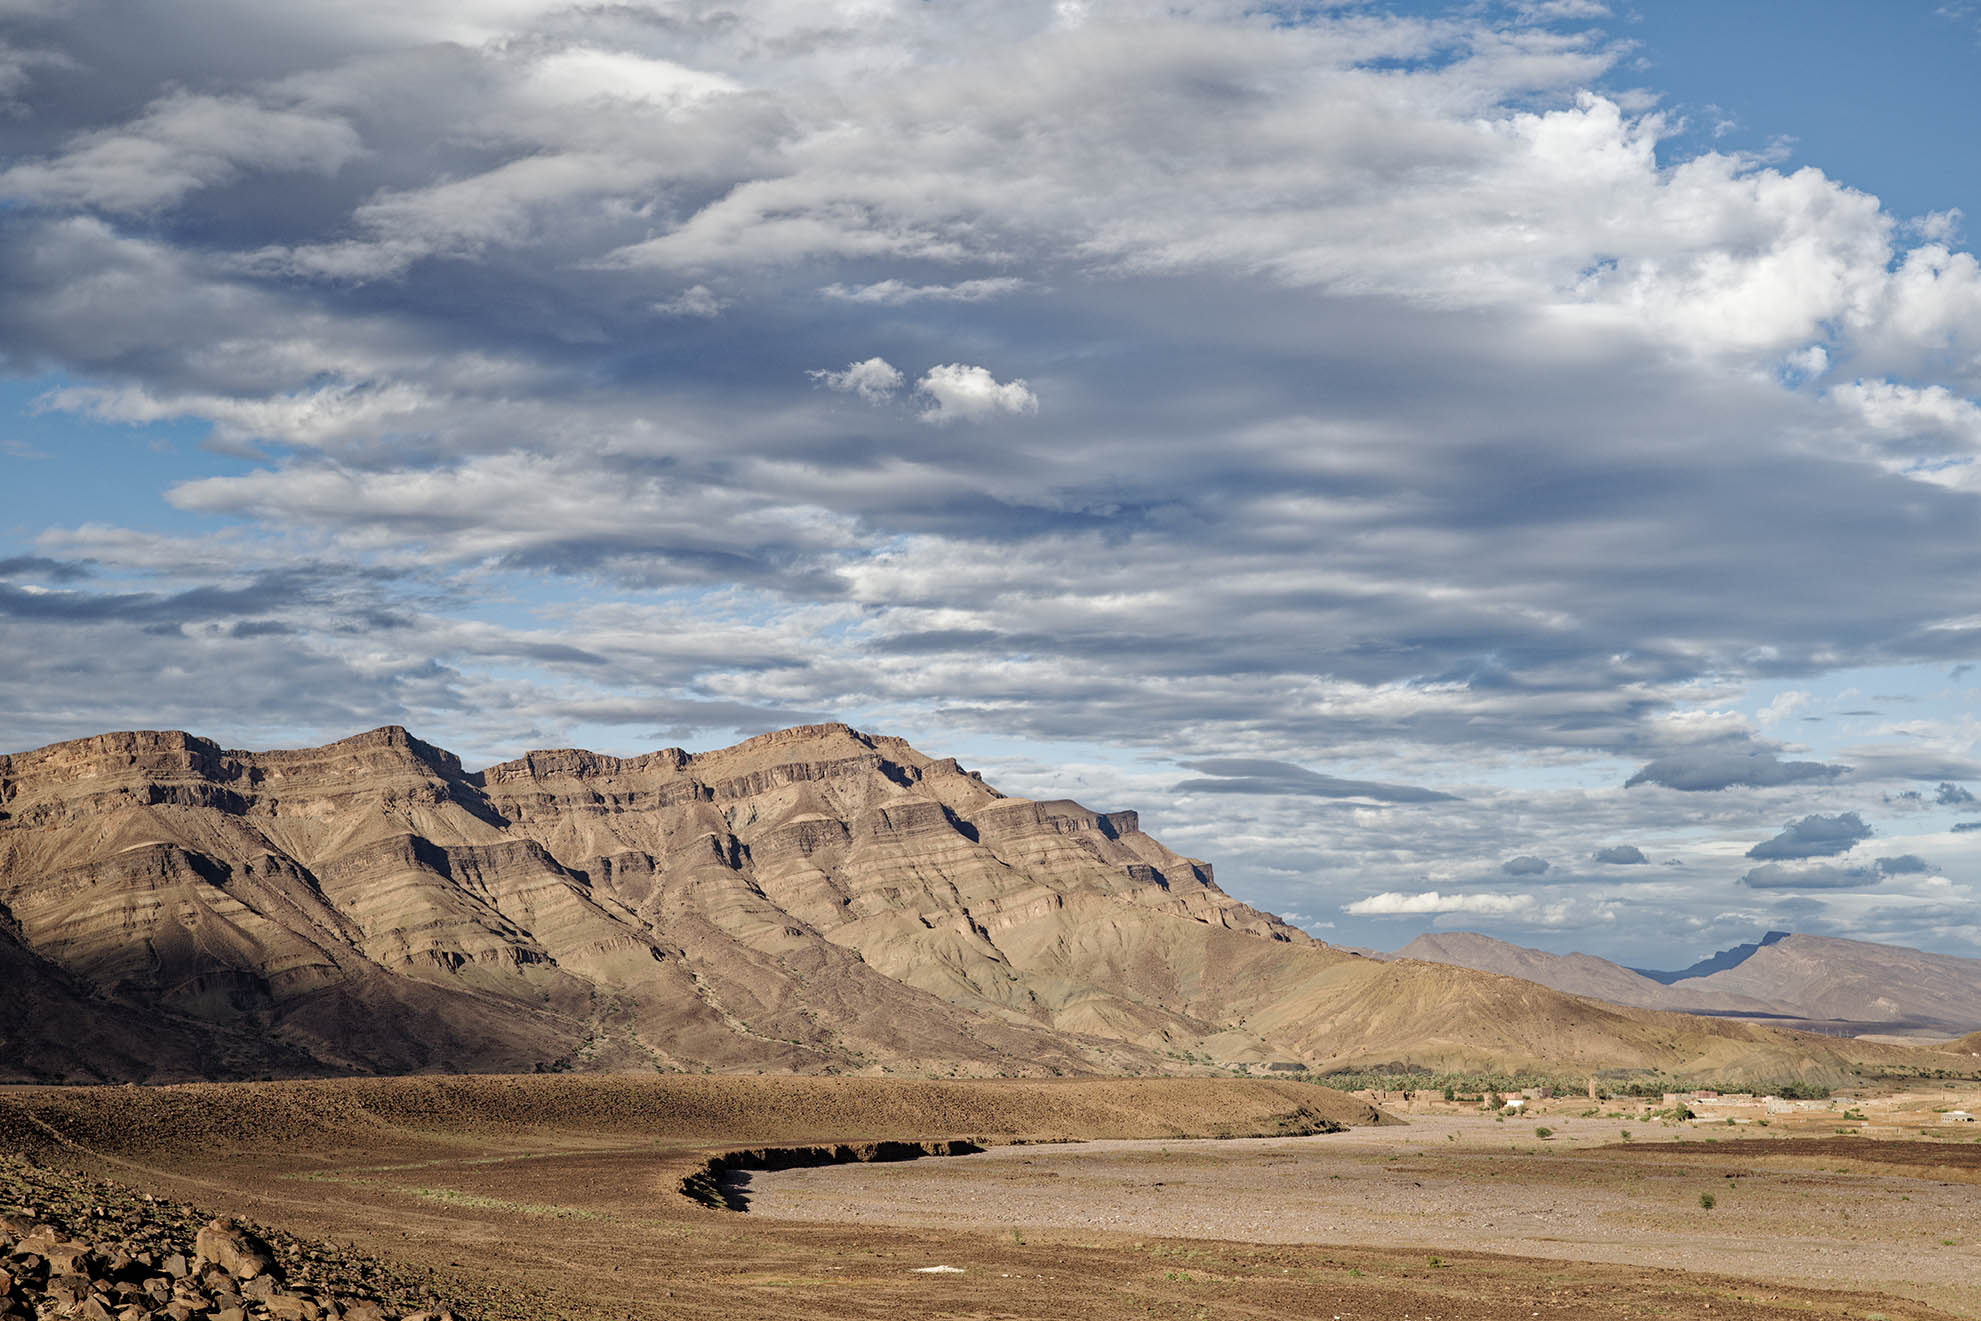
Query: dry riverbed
739 1113 1981 1316
3 1079 1968 1321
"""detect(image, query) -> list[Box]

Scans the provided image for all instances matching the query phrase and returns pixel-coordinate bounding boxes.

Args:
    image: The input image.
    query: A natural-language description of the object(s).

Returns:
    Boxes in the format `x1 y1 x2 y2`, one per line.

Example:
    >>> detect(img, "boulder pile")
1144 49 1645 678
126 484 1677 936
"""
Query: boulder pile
1 1157 461 1321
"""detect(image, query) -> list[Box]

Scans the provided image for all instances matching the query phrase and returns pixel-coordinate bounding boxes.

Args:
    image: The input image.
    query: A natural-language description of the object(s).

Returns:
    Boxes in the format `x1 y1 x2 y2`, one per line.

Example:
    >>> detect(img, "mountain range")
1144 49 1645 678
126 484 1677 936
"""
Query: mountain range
1397 930 1981 1035
0 723 1960 1084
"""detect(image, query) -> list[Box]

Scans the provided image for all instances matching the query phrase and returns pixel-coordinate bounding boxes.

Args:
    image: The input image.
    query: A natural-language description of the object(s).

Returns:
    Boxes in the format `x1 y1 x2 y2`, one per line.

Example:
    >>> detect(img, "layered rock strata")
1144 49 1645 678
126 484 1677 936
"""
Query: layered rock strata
0 723 1929 1082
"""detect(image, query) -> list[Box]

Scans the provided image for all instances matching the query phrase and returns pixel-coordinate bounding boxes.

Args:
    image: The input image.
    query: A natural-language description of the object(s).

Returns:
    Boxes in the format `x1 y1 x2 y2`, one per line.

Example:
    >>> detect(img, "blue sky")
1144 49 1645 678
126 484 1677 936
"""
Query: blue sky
3 0 1979 965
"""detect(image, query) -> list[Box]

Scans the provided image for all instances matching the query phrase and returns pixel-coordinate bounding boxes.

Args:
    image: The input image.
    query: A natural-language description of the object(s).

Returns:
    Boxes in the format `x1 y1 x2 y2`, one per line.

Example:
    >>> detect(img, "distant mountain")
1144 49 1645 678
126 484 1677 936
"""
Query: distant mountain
1397 930 1981 1035
1630 931 1788 984
0 724 1947 1083
1394 932 1777 1015
1685 933 1981 1030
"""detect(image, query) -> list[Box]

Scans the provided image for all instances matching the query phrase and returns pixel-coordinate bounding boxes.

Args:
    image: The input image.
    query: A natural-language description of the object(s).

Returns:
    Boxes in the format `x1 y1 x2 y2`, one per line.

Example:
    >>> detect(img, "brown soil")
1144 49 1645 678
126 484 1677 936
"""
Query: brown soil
1 1078 1965 1321
1598 1133 1981 1174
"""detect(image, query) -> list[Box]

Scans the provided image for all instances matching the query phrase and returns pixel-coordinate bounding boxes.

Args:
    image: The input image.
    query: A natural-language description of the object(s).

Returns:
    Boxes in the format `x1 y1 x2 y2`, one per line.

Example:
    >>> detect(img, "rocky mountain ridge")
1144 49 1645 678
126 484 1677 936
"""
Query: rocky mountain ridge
1629 931 1789 985
0 724 1948 1082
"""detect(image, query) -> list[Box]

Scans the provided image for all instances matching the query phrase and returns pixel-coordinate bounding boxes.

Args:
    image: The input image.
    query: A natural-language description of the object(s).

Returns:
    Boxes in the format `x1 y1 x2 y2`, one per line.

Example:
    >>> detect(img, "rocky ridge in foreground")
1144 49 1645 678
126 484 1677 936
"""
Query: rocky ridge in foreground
0 1156 462 1321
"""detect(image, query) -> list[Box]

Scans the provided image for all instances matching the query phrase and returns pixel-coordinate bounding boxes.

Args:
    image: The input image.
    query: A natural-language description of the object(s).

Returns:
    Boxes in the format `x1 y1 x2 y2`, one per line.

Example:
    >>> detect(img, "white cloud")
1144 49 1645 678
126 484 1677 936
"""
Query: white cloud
915 363 1038 424
1909 209 1964 244
242 151 661 282
40 380 435 449
1832 380 1981 455
1519 1 1611 18
1756 691 1811 726
809 356 905 403
820 278 1028 305
1344 890 1538 916
653 285 726 318
0 92 360 213
0 39 73 109
521 48 740 111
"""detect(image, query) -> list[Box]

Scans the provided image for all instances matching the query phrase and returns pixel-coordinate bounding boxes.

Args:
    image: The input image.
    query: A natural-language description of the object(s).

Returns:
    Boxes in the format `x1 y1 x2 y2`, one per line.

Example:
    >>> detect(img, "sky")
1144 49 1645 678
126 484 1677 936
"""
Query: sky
2 0 1980 968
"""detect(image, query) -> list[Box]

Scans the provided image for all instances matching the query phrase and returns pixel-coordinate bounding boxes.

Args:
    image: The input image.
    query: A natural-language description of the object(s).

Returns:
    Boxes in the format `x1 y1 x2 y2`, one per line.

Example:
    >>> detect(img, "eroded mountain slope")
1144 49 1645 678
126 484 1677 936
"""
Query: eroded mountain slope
0 723 1930 1082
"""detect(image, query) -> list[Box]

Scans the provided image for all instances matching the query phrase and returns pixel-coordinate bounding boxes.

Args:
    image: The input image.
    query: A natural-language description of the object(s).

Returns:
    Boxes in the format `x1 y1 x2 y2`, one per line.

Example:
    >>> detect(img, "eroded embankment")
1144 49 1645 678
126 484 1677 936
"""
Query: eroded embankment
678 1138 989 1209
673 1096 1374 1212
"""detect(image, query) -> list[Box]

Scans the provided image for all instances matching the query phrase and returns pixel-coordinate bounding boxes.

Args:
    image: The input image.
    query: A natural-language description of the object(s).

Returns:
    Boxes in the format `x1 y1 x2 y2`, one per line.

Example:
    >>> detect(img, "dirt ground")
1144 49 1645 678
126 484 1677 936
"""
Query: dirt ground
743 1112 1981 1317
2 1077 1969 1321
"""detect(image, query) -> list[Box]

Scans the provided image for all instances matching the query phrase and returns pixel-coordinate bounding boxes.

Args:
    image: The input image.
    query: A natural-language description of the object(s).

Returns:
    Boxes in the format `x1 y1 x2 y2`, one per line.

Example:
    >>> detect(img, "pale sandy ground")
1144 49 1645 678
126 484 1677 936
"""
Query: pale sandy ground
739 1113 1981 1317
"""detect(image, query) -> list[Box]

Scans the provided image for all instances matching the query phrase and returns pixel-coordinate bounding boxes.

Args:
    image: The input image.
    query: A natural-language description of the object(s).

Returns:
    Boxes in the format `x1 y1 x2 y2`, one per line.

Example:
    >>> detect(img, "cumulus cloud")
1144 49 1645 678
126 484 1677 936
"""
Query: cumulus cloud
1875 854 1931 875
1501 855 1550 875
1741 862 1882 890
1176 759 1459 804
1625 751 1849 792
1937 782 1978 806
914 364 1038 424
1745 811 1872 861
1592 844 1648 865
809 357 905 403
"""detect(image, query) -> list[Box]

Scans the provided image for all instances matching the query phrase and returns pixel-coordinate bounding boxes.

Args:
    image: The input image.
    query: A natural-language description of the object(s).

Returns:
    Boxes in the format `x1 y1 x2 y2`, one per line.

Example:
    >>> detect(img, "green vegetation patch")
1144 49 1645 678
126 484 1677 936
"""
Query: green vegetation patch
1300 1069 1831 1100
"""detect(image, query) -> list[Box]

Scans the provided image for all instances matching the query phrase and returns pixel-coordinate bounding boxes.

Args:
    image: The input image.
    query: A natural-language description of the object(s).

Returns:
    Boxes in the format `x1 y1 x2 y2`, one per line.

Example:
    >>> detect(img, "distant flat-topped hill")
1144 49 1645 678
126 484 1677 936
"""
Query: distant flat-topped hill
0 723 1951 1083
1398 930 1981 1036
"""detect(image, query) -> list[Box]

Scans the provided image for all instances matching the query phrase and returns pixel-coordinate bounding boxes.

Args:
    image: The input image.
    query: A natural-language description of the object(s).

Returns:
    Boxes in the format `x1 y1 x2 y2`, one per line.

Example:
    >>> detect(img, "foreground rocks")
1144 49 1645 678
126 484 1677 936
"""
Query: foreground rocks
0 1157 460 1321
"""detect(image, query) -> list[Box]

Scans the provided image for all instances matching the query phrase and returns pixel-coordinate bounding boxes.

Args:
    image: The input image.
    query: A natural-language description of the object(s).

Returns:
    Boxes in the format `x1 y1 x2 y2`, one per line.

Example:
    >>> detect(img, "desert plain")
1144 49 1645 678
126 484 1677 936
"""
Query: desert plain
6 1073 1981 1321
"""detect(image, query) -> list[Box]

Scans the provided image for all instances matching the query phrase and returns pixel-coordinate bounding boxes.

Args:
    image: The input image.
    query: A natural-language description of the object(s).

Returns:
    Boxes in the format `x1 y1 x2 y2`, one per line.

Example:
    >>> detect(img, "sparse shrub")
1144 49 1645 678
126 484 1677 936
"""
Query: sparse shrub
1698 1192 1716 1210
1534 1127 1553 1139
1619 1129 1632 1141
